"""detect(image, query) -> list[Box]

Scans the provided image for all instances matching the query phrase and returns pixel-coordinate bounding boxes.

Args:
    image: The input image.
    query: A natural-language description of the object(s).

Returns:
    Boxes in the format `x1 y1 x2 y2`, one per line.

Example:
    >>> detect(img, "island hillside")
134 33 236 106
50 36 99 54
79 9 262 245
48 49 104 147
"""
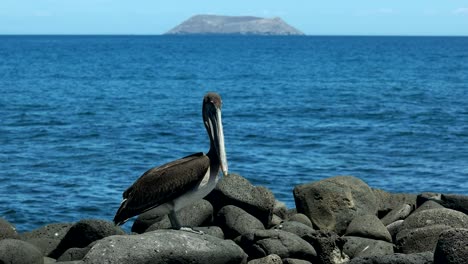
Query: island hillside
165 14 304 36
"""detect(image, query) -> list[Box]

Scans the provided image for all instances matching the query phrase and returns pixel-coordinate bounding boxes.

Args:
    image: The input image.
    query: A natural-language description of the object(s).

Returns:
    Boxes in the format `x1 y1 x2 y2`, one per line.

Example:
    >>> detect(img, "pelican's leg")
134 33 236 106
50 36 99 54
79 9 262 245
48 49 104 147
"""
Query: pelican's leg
168 211 204 235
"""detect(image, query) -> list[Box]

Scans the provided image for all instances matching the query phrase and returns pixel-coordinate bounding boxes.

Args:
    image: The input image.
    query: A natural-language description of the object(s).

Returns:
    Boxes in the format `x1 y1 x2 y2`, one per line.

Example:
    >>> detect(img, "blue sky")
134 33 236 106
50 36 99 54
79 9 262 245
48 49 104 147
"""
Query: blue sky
1 0 468 35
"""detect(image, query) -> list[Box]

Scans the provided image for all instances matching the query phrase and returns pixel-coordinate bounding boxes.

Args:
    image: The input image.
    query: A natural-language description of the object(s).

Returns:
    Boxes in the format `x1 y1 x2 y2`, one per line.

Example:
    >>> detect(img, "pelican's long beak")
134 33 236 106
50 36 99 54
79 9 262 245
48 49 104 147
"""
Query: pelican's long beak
215 108 228 177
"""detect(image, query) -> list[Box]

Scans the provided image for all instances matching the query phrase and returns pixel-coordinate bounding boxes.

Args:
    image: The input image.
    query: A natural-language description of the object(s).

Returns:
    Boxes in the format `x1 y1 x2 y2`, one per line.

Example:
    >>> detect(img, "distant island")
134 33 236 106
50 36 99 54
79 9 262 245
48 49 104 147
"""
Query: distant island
165 15 304 36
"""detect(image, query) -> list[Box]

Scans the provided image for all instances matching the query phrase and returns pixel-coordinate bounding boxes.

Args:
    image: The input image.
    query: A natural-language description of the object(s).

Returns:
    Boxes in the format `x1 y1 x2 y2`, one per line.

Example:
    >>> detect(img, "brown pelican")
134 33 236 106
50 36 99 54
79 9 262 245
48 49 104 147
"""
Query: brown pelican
113 92 228 232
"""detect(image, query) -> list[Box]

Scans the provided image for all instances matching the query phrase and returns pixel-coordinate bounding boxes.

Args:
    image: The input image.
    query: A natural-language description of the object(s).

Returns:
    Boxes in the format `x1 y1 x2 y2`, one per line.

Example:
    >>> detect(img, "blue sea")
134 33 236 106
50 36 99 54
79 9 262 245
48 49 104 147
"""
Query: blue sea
1 35 467 232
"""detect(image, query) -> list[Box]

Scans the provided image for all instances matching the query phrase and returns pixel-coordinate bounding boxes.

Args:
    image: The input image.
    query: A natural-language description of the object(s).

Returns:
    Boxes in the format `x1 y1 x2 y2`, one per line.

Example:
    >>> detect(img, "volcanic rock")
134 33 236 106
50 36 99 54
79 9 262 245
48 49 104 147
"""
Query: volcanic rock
0 239 43 264
434 228 468 264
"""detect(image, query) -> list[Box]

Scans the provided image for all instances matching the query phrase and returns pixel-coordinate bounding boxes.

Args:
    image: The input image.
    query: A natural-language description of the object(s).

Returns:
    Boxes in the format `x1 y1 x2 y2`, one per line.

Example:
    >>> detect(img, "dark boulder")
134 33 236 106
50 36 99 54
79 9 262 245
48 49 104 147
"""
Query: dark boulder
386 220 404 241
381 204 413 226
0 239 43 264
49 219 125 259
347 251 433 264
196 226 224 239
288 214 313 228
283 259 313 264
417 193 468 215
236 229 316 261
83 229 247 264
21 223 73 241
300 230 348 264
133 199 213 233
206 173 275 227
274 220 317 239
343 236 393 258
372 189 416 217
215 205 265 239
434 228 468 264
247 254 282 264
26 238 61 256
0 218 19 240
413 200 444 214
57 242 95 262
294 176 378 234
401 208 468 231
396 224 452 253
345 214 392 242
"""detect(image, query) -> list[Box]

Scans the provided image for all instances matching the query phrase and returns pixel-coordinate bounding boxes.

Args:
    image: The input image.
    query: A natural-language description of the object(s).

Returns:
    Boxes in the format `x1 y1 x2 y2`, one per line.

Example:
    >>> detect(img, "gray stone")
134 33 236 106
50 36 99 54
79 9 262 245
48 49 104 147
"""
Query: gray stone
348 251 433 264
416 192 442 206
288 214 313 228
386 220 404 240
345 214 392 242
283 259 313 264
236 229 316 261
396 224 452 253
293 176 378 234
413 200 444 214
0 239 43 264
401 208 468 231
215 205 265 239
83 229 247 264
133 199 213 233
300 230 349 264
381 204 413 226
0 218 19 240
273 200 288 219
274 220 317 239
270 214 283 227
49 219 125 259
56 261 84 264
206 173 275 227
434 228 468 264
25 238 61 256
196 226 224 239
372 189 416 217
343 236 394 258
57 243 95 262
248 254 282 264
44 256 57 264
21 223 73 241
439 194 468 214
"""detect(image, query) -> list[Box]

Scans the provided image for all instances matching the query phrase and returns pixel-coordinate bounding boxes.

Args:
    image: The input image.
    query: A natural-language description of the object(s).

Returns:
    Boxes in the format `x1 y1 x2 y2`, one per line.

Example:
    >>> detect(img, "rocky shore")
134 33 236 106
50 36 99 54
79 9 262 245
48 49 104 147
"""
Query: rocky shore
1 174 467 264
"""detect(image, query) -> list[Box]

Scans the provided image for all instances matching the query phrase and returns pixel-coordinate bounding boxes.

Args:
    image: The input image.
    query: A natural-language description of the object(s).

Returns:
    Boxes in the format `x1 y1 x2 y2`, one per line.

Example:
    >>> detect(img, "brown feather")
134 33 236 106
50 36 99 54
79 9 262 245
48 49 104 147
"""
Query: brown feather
113 152 209 225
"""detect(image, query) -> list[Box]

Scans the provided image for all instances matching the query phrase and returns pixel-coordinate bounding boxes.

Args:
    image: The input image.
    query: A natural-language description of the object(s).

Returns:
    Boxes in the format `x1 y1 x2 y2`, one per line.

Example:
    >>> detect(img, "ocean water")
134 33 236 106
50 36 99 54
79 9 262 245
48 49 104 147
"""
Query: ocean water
1 35 467 232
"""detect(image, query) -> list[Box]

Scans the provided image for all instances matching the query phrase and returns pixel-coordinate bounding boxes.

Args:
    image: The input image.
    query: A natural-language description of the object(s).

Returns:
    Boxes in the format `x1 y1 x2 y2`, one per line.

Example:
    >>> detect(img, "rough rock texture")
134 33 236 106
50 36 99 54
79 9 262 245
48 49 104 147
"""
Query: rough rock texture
165 15 304 35
236 229 316 261
283 259 313 264
0 239 43 264
215 205 265 239
381 204 413 226
133 199 213 233
0 218 19 240
413 200 444 214
26 238 61 256
274 221 317 239
21 223 73 241
206 173 275 227
83 230 247 264
343 236 394 258
247 254 282 264
294 176 378 234
345 214 392 242
386 220 404 240
288 214 313 228
49 219 125 259
396 224 452 253
347 251 433 264
372 189 417 217
434 228 468 264
400 208 468 231
196 226 224 239
57 242 95 262
273 200 288 219
417 193 468 214
294 230 348 264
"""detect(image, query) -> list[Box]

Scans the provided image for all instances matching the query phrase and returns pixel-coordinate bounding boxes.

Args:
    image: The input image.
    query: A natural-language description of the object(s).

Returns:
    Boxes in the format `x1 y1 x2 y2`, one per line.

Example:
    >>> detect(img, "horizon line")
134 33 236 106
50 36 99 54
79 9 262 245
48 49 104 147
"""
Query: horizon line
0 33 467 37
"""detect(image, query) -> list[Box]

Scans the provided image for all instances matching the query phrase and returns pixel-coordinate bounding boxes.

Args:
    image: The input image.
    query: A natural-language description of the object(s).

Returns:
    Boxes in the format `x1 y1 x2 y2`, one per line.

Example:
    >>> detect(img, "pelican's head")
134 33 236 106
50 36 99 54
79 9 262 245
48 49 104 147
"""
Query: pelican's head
203 92 228 177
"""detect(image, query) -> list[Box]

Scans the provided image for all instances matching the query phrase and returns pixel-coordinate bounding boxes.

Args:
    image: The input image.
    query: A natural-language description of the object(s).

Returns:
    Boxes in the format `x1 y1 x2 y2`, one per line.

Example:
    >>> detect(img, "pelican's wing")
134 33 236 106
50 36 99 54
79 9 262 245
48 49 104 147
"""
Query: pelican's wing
113 152 209 225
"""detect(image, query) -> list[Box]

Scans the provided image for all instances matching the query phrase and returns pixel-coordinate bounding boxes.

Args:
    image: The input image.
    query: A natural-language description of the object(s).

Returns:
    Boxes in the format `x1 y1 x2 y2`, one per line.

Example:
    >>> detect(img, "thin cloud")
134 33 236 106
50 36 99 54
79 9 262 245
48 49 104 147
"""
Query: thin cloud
453 8 468 15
